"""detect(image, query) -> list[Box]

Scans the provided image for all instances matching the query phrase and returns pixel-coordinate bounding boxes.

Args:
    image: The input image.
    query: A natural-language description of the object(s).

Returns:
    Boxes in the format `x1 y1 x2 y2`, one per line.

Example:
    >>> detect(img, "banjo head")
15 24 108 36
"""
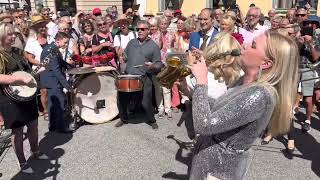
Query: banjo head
9 71 37 101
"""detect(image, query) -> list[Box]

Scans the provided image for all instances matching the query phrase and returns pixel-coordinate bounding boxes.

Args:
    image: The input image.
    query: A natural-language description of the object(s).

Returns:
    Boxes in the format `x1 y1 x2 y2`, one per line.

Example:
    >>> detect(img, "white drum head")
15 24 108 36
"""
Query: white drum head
74 72 118 124
11 71 37 98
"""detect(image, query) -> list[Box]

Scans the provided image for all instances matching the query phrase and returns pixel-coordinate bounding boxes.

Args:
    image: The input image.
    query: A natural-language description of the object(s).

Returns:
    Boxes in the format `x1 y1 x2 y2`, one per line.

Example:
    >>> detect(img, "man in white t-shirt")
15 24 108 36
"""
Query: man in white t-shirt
113 19 137 64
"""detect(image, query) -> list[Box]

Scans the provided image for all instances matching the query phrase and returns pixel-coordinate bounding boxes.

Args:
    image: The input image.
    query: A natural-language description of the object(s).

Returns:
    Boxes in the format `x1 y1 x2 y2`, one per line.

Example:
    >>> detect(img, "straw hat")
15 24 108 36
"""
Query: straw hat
0 12 13 22
30 15 49 27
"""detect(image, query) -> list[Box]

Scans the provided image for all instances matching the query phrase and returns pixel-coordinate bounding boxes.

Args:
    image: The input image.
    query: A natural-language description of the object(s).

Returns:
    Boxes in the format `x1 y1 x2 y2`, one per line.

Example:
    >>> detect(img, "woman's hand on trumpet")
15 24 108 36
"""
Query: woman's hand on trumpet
191 47 203 61
190 53 208 85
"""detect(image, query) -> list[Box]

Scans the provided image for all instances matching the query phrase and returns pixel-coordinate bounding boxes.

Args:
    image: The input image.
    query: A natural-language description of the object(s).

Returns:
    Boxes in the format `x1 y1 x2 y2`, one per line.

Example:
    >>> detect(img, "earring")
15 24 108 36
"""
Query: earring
218 76 224 83
257 66 262 80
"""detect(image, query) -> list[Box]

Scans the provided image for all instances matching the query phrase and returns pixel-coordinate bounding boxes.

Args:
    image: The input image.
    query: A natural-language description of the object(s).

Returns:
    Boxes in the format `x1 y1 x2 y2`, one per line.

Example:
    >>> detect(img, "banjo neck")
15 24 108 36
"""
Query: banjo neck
30 46 56 75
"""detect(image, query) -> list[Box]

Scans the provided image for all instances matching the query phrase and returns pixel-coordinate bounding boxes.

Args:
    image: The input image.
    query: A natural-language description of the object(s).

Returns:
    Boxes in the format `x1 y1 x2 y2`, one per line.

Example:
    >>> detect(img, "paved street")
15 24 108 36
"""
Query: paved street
0 109 319 180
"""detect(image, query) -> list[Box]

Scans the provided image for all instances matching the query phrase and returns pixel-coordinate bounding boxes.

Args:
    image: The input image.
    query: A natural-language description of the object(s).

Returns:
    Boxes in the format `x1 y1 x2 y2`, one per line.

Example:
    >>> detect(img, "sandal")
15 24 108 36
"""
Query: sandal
261 135 273 145
286 140 295 154
43 113 49 121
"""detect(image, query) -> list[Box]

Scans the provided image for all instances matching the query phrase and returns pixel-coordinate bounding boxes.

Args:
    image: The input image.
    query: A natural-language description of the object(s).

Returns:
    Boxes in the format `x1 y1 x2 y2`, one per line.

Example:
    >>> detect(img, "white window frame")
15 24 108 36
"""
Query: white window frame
158 0 180 12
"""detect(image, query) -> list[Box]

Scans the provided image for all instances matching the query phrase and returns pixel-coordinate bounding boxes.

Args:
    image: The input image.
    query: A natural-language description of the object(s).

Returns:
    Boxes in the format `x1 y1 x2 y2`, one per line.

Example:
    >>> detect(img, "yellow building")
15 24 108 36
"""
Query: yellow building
29 0 320 16
145 0 320 17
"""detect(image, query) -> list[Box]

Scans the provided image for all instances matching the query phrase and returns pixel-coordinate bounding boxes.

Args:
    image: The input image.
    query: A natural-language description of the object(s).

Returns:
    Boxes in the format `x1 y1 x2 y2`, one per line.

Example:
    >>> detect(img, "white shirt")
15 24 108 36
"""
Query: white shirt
59 38 75 61
24 38 44 66
186 72 227 99
199 27 215 48
239 24 269 44
24 37 51 71
114 31 137 50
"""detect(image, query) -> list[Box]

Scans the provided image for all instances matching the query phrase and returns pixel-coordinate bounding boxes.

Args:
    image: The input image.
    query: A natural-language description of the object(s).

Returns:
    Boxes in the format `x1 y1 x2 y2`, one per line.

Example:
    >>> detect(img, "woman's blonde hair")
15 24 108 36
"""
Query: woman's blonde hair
204 32 242 86
258 30 299 136
148 17 159 27
220 15 236 32
0 23 14 73
0 23 13 48
184 17 197 32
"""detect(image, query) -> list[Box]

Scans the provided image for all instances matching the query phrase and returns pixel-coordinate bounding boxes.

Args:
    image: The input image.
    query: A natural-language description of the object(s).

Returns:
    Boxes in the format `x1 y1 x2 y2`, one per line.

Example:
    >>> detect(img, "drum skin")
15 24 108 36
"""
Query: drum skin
73 72 118 124
116 75 143 92
3 71 37 102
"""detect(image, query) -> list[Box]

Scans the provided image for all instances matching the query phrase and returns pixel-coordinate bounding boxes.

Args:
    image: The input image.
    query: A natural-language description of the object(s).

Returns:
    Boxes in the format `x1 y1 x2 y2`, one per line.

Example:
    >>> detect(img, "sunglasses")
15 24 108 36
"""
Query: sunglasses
247 14 259 18
137 27 148 31
296 14 306 17
42 13 49 16
97 22 107 27
4 21 13 24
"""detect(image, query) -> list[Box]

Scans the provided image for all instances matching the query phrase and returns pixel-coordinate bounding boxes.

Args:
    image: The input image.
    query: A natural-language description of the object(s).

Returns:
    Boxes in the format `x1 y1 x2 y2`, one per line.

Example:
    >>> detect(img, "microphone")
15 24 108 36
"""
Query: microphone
220 49 241 56
207 49 241 62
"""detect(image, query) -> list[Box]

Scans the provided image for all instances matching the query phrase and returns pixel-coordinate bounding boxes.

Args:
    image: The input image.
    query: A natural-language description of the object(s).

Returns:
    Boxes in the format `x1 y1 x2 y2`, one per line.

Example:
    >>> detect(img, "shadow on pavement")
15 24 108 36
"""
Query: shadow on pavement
162 135 193 180
176 102 195 140
286 127 320 177
11 131 73 180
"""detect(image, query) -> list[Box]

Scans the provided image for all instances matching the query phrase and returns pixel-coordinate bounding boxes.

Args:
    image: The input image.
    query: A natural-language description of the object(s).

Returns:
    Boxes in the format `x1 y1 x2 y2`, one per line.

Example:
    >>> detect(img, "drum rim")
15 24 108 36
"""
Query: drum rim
117 74 142 78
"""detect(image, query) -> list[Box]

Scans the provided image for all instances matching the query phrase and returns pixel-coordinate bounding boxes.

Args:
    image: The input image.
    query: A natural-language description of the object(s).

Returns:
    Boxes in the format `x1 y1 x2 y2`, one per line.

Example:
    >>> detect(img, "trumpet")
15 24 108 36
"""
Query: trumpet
156 49 241 88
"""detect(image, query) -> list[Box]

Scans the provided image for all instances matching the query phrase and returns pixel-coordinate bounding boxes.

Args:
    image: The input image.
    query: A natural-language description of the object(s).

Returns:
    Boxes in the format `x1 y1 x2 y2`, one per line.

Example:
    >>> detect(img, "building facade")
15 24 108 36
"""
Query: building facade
145 0 320 16
28 0 320 16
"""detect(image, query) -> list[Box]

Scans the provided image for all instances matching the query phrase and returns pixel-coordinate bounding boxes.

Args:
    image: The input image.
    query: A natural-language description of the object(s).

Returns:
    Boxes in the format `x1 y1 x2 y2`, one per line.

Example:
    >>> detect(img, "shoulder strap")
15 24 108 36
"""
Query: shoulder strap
132 31 136 39
64 40 70 61
0 49 24 71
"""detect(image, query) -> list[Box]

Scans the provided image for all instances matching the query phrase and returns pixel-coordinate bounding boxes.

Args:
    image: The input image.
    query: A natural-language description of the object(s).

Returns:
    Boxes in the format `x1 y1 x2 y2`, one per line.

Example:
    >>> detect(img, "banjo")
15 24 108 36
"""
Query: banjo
2 58 50 102
1 47 58 102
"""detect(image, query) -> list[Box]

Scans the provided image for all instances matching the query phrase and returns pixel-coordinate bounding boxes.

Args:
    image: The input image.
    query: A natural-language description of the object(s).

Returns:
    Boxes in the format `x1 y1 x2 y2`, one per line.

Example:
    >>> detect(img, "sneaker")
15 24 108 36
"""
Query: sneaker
302 122 311 132
151 122 159 130
32 151 49 160
20 163 34 174
158 111 164 119
167 111 173 120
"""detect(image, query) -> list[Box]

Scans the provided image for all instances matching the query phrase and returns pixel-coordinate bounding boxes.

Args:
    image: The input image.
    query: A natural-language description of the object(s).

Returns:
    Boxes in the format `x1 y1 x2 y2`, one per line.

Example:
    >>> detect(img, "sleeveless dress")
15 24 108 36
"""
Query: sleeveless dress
0 48 38 129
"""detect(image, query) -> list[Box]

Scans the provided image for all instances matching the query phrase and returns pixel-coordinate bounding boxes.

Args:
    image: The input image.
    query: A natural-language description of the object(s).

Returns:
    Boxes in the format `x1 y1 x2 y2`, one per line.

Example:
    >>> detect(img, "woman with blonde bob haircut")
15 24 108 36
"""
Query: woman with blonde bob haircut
189 30 299 179
204 32 242 87
220 14 236 33
185 32 242 98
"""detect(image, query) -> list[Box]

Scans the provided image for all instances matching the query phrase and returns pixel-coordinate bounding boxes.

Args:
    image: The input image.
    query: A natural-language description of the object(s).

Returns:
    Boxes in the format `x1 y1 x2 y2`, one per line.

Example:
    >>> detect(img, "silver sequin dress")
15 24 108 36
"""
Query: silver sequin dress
190 84 276 180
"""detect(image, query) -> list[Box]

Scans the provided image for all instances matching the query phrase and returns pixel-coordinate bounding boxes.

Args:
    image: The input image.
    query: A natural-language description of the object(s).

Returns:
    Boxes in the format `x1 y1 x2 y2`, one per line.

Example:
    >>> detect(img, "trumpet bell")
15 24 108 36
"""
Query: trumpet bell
156 56 191 88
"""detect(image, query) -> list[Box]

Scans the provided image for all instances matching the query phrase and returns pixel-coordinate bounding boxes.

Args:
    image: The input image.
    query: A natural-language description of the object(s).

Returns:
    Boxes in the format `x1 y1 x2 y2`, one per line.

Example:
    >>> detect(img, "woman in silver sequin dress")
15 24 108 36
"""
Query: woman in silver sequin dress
189 31 299 180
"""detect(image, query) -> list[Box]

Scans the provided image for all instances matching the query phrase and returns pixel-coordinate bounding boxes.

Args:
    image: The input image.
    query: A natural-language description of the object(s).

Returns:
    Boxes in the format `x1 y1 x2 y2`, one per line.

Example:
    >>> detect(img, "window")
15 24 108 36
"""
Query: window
159 0 180 12
207 0 236 9
273 0 318 9
273 0 295 9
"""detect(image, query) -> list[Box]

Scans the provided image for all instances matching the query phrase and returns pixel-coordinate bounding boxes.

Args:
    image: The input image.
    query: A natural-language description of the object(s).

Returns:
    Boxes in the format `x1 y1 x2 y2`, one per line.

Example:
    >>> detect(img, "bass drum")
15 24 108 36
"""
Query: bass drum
73 71 119 124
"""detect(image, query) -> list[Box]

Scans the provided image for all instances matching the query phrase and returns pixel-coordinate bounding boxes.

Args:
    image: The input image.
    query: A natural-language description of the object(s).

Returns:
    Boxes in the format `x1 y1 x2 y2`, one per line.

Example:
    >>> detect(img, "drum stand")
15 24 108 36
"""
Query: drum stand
65 78 84 130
